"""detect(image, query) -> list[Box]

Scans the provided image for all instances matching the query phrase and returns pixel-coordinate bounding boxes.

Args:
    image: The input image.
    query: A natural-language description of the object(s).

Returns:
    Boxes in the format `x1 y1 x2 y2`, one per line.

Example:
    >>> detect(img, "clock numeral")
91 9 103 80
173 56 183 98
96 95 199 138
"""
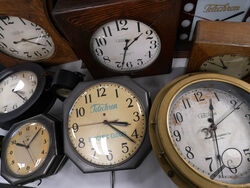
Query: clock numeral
126 98 134 108
230 100 240 110
115 62 122 69
84 94 92 104
137 22 141 32
115 89 119 98
42 48 49 54
229 167 237 174
173 130 181 142
26 166 30 171
173 112 183 124
0 33 4 39
9 48 19 54
146 30 153 40
214 92 220 101
243 149 250 162
78 138 85 148
34 51 42 57
115 20 128 31
182 99 191 109
137 59 143 66
102 26 112 37
106 150 113 161
72 123 79 133
194 92 205 102
11 160 15 165
0 42 7 49
11 140 17 145
0 16 14 25
9 151 13 155
97 87 106 97
26 126 30 131
185 146 194 159
0 26 3 30
19 17 26 25
150 40 157 49
103 56 111 63
205 157 213 172
148 51 152 58
41 130 44 135
95 38 107 47
24 52 32 58
30 22 38 28
41 150 45 154
245 114 250 125
121 143 129 153
18 131 22 136
76 107 85 117
131 129 138 138
43 139 47 144
91 148 97 158
46 40 52 47
125 62 133 68
95 48 103 56
133 112 140 122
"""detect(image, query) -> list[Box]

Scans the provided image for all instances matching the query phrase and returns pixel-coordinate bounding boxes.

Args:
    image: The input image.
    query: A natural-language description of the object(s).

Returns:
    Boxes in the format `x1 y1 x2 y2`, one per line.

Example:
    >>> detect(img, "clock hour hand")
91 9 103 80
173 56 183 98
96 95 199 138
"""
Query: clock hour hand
103 120 136 143
216 11 245 21
13 35 48 44
219 59 227 69
109 121 131 126
207 61 225 69
12 89 27 102
15 142 27 148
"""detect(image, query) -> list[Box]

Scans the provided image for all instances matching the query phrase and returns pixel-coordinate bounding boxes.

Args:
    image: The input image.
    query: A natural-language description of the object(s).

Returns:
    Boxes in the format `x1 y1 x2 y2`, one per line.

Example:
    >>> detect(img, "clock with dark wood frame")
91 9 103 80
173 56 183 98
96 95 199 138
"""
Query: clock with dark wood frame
0 0 78 67
52 0 182 78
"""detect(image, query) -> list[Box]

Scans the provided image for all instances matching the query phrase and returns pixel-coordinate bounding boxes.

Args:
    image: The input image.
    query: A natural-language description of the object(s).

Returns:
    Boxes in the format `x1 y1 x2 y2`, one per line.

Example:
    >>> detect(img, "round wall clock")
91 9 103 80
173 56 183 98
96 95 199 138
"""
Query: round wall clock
1 114 66 185
0 16 55 61
90 19 161 72
63 77 151 172
0 63 55 130
149 73 250 188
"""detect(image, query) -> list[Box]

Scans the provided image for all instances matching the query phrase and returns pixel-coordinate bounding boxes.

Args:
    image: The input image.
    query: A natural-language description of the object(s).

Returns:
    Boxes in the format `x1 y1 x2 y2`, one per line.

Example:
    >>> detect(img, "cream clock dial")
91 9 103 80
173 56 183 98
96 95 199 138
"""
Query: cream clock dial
0 71 38 113
67 82 146 166
200 54 250 79
90 19 161 72
0 16 55 61
6 122 50 176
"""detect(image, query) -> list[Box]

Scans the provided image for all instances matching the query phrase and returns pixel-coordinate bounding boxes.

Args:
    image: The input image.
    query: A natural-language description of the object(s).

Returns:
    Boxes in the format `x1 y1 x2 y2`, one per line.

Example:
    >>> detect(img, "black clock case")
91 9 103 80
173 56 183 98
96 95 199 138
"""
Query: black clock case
63 76 151 173
1 114 67 185
0 63 56 130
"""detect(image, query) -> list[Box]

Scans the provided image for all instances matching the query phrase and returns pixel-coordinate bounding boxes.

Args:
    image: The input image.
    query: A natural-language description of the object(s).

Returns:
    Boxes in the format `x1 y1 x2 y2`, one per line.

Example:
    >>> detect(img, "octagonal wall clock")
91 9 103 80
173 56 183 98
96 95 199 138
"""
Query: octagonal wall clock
175 0 250 57
0 0 78 67
52 0 182 78
187 21 250 83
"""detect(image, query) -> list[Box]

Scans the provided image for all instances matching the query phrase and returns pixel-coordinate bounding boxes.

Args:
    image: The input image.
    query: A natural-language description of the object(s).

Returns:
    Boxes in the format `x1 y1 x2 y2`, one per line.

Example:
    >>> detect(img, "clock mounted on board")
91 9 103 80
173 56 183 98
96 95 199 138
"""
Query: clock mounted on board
175 0 250 57
187 21 250 82
63 77 151 172
52 0 181 78
0 0 78 67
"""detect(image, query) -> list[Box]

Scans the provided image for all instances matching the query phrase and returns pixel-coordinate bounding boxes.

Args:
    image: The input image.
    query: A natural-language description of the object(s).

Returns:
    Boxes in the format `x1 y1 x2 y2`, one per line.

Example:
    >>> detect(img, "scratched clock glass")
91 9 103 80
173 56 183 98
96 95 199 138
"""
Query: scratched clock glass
0 16 55 61
90 19 161 72
67 82 146 166
150 73 250 187
5 122 50 176
0 71 37 113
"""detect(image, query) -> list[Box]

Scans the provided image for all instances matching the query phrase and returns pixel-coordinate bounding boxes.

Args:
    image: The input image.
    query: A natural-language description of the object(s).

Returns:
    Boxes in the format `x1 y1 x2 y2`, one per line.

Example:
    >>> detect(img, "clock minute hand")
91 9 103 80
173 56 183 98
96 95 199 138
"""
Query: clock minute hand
184 12 212 21
12 89 27 102
13 35 48 44
27 128 41 147
219 59 227 69
217 11 245 21
121 39 130 68
126 33 143 49
20 39 46 46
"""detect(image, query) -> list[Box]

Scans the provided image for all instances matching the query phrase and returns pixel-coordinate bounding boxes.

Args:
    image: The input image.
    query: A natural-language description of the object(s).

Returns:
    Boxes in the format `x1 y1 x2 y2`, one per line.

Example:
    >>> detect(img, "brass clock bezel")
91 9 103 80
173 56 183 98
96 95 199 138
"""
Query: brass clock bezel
150 73 250 188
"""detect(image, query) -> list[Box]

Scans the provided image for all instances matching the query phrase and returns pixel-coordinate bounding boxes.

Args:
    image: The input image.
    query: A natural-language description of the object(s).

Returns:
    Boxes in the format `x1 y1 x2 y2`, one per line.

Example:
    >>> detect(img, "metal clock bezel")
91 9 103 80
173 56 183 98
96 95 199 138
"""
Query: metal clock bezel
63 76 151 173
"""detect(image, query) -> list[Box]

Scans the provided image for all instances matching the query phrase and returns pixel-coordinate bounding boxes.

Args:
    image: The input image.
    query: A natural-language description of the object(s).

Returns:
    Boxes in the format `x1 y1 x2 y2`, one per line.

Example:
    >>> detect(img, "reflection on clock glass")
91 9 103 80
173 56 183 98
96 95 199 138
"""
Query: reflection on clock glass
0 71 38 113
90 19 161 72
0 16 55 60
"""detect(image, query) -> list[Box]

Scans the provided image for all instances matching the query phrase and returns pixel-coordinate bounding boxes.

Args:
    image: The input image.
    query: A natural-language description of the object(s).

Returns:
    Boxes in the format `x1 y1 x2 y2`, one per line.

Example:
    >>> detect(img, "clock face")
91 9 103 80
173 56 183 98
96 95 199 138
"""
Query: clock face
179 0 250 41
0 71 38 114
90 19 161 72
168 82 250 184
6 122 50 176
200 54 250 79
0 16 55 61
67 82 146 166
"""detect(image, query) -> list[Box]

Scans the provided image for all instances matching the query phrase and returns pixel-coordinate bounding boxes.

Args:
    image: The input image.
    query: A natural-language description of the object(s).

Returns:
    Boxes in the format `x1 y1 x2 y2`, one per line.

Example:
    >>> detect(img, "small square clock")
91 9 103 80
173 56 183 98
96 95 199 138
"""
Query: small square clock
52 0 182 78
187 21 250 82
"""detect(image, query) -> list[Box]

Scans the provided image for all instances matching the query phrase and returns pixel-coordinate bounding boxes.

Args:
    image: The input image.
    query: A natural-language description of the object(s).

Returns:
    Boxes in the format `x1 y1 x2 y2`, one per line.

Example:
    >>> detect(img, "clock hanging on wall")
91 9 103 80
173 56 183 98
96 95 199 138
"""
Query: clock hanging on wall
0 0 78 67
52 0 182 78
175 0 250 57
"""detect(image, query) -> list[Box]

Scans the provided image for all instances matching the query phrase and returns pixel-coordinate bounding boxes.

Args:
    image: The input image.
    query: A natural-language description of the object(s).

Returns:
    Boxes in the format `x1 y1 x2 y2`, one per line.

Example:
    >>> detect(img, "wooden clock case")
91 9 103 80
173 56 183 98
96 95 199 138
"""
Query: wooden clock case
187 21 250 81
52 0 182 78
0 0 78 67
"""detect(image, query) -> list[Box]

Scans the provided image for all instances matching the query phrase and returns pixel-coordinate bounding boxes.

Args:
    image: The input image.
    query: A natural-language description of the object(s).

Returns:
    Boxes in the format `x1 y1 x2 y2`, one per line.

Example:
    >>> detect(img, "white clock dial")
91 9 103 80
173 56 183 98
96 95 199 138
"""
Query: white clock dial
90 19 161 72
169 86 250 184
0 16 55 61
0 71 38 113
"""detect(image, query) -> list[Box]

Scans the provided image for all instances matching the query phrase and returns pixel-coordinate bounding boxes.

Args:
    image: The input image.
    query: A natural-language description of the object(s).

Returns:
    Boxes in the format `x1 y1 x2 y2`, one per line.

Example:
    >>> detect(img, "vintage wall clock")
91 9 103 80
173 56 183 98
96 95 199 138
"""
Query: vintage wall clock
0 0 78 67
187 21 250 82
52 0 182 78
63 77 151 172
175 0 250 57
1 114 66 185
149 73 250 188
